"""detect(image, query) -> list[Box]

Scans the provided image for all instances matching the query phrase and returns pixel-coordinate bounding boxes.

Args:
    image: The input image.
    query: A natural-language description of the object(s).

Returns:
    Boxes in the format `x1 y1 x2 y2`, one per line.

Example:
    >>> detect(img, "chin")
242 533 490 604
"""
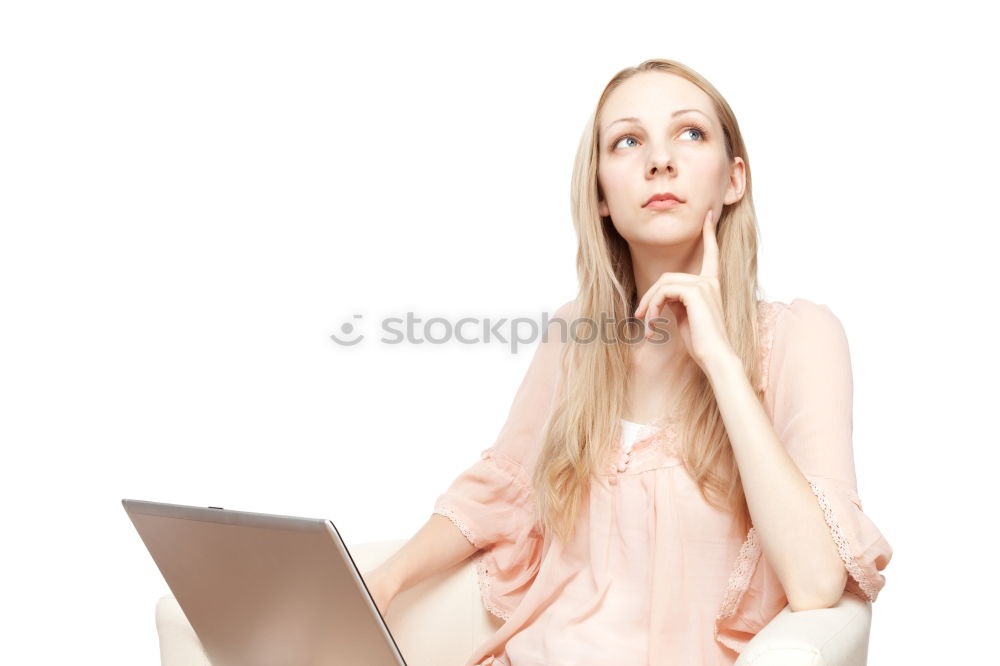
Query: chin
631 224 700 246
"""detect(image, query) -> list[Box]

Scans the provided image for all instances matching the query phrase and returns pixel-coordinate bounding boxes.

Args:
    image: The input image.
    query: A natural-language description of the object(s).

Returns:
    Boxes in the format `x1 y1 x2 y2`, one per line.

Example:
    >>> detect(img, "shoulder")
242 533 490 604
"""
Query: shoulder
758 297 846 342
543 299 580 338
757 298 850 390
553 298 579 321
776 298 848 347
533 298 579 354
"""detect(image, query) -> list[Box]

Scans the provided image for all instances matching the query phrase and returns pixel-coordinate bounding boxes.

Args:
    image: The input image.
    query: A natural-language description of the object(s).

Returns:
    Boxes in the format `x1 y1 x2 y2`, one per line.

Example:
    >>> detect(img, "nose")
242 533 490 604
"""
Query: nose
647 149 675 177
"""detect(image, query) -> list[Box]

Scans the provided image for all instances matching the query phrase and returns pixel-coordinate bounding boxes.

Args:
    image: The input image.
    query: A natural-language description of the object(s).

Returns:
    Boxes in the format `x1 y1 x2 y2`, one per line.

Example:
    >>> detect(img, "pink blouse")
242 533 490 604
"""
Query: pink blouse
432 298 893 666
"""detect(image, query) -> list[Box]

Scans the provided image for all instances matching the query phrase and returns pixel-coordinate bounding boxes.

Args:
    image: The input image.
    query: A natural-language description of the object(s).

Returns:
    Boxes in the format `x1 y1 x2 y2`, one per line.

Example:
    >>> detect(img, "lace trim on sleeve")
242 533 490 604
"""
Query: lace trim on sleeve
430 507 513 622
473 550 512 622
807 479 879 603
432 503 483 550
715 526 761 623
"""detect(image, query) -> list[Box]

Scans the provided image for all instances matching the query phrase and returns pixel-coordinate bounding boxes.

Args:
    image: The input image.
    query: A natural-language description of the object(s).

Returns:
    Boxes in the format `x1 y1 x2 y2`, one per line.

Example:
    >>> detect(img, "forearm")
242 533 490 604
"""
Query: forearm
374 513 478 597
704 351 848 610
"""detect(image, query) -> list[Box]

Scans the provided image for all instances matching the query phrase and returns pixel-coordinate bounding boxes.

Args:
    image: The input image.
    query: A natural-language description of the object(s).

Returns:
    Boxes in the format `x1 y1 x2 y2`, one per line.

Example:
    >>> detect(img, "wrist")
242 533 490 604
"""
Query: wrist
702 348 743 383
368 561 402 598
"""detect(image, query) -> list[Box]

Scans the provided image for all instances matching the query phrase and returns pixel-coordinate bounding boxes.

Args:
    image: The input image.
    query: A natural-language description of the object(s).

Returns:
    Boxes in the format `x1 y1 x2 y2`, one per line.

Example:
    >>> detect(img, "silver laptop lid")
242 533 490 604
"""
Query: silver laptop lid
123 499 407 666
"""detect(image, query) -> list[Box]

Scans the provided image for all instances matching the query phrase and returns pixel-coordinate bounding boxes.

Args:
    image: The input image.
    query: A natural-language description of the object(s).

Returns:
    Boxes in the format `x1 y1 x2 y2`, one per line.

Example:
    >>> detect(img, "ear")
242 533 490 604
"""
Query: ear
723 156 746 206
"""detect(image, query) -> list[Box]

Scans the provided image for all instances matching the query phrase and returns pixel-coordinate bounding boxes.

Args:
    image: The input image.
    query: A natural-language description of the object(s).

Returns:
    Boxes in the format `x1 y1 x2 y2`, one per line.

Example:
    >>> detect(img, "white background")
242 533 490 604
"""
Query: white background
2 1 996 663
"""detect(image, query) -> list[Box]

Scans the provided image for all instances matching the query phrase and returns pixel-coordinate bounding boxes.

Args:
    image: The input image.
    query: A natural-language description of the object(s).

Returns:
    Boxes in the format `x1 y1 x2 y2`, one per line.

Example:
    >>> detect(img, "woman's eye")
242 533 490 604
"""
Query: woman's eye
613 135 639 150
681 126 706 141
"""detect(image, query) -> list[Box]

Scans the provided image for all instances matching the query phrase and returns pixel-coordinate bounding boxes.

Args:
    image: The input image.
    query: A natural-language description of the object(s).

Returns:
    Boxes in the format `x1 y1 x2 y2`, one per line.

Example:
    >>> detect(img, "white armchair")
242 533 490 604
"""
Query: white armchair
155 538 873 665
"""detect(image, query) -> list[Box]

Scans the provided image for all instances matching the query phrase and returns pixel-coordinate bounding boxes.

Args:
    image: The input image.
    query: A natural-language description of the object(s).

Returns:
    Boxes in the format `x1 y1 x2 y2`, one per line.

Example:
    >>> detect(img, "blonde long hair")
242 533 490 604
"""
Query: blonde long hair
532 58 764 545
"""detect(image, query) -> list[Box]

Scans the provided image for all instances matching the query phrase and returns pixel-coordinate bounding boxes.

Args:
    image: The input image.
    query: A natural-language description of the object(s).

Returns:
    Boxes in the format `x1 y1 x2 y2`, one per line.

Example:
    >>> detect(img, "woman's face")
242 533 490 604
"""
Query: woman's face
597 71 745 246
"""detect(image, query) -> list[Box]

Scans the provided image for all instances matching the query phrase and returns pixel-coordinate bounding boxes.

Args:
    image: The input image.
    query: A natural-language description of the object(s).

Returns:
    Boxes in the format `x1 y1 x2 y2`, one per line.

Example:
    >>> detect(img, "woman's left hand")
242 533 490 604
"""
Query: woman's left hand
633 208 735 373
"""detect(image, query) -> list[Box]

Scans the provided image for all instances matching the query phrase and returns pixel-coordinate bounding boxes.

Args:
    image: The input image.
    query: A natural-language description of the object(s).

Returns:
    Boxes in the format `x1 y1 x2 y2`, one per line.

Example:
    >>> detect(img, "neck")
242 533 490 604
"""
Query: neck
629 235 703 299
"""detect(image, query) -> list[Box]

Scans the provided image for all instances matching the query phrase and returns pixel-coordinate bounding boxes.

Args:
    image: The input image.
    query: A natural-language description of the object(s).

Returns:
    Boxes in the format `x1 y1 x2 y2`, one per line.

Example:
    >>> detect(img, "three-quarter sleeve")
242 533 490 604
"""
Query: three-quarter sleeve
716 299 894 653
765 298 893 603
432 300 573 622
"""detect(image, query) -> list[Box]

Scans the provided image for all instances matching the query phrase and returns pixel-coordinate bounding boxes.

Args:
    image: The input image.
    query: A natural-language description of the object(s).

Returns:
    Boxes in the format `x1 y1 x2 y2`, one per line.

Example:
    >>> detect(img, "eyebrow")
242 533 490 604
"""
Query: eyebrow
603 108 711 134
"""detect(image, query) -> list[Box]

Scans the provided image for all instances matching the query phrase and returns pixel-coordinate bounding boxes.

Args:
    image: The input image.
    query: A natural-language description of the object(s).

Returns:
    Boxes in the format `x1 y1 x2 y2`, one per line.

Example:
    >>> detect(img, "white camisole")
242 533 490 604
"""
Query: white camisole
620 418 649 450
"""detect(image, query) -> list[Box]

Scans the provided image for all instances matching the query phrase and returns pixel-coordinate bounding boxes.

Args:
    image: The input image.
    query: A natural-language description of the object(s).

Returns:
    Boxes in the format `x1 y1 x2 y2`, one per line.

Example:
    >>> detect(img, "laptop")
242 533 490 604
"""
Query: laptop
122 498 409 666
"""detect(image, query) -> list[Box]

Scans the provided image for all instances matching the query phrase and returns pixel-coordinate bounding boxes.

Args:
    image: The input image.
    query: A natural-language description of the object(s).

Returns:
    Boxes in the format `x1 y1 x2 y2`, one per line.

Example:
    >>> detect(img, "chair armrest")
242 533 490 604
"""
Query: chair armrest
155 594 211 666
735 592 872 666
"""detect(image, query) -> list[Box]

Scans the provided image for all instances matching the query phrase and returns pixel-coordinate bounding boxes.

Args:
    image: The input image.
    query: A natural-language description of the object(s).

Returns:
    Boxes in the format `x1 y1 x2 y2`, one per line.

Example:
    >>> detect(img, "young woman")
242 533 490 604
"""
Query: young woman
365 58 893 665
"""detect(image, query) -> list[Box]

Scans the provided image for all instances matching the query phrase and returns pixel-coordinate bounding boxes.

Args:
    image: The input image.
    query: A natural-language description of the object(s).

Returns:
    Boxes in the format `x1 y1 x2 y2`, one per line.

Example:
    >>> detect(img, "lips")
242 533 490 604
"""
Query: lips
646 198 681 210
644 192 683 207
